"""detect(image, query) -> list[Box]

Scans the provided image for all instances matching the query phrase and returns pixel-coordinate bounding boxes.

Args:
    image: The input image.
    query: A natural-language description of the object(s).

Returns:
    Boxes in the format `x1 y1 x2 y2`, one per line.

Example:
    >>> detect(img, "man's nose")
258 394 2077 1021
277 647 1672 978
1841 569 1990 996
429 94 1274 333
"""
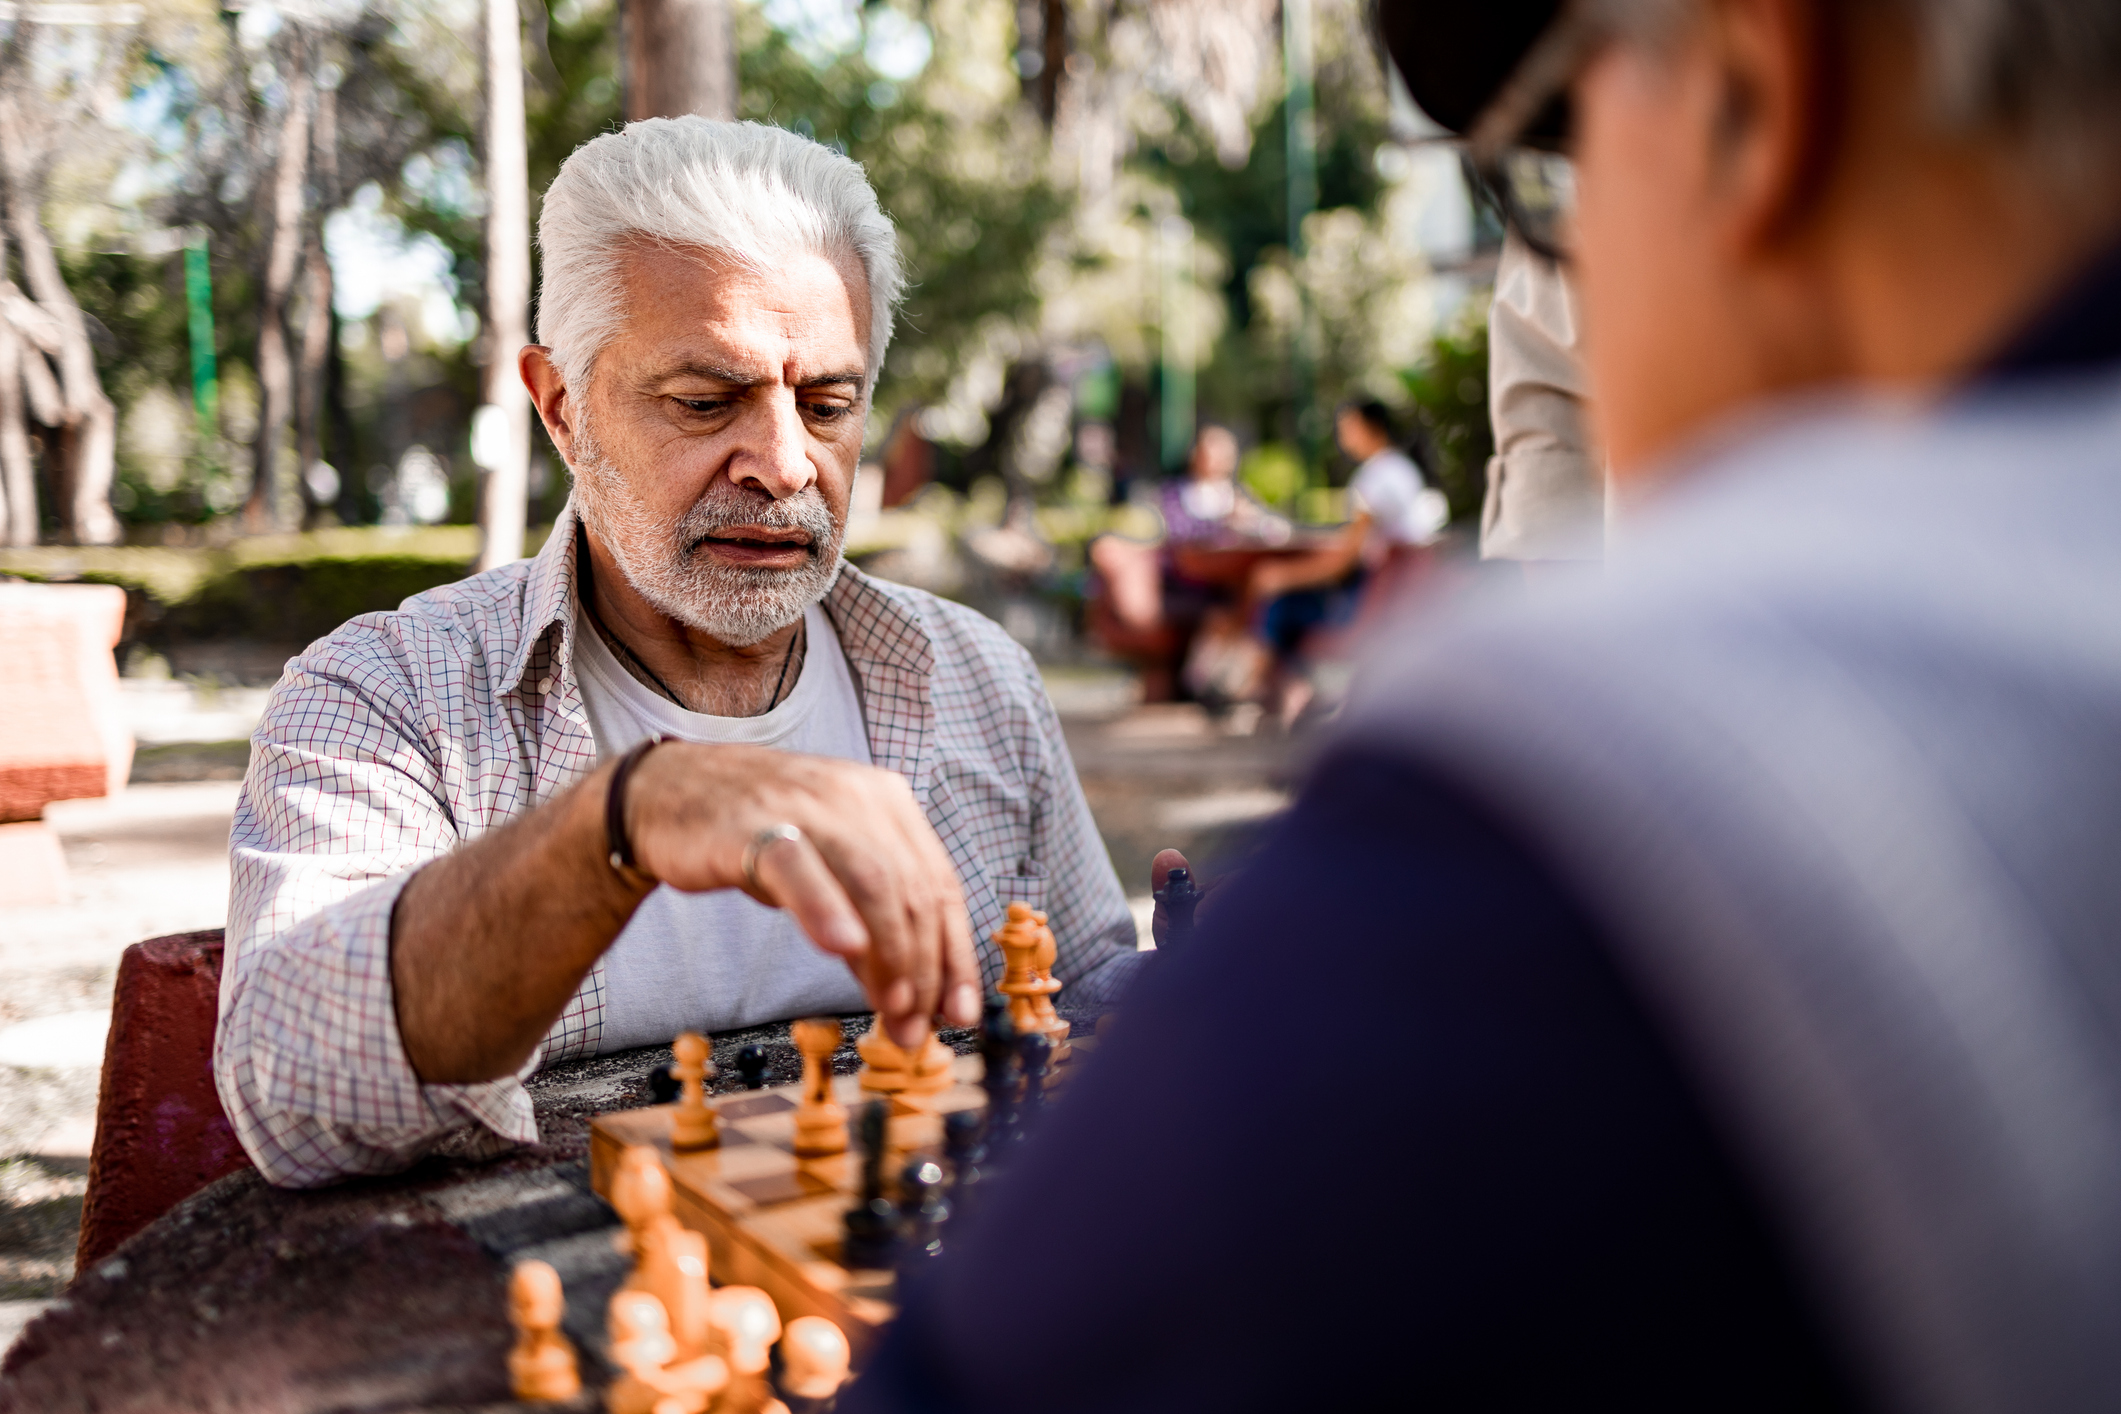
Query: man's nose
727 390 815 500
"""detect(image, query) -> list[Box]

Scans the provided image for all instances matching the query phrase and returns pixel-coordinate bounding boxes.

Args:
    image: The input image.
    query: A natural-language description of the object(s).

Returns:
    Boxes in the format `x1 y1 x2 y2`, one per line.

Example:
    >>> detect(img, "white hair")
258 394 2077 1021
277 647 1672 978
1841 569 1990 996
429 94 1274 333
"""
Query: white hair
535 117 905 396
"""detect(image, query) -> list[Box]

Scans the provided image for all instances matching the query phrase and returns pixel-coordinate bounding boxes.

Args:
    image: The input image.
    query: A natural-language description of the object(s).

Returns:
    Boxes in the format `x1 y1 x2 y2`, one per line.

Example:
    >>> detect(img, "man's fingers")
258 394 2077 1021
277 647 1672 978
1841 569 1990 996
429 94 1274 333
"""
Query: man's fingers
1150 848 1190 892
751 833 868 959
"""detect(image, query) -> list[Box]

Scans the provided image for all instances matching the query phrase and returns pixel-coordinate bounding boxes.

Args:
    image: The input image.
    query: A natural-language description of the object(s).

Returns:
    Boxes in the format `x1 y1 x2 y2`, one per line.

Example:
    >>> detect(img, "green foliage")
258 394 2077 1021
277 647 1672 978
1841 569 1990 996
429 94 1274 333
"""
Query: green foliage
1400 312 1494 524
1240 441 1306 509
164 554 473 642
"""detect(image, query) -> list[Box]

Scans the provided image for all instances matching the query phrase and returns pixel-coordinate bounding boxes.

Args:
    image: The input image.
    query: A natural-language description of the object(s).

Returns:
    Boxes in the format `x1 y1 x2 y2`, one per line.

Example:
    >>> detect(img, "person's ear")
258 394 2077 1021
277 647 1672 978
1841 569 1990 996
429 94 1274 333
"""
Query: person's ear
1701 0 1839 258
520 346 577 458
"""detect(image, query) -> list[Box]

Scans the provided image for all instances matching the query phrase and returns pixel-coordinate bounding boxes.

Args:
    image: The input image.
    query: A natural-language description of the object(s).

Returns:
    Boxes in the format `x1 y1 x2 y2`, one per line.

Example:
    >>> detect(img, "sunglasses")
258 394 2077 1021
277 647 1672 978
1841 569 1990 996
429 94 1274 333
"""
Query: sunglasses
1461 1 1603 262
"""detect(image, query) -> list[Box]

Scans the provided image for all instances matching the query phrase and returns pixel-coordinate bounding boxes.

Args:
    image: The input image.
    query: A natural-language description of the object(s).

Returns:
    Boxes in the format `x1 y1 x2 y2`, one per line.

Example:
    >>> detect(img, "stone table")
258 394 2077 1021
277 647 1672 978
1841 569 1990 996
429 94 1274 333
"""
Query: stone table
0 1007 1106 1413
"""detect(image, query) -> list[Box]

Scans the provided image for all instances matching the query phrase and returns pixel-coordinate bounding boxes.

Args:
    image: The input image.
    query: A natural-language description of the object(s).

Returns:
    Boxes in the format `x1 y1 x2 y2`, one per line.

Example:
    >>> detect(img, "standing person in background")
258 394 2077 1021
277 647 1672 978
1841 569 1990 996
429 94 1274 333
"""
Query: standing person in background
1246 401 1447 724
1483 227 1605 578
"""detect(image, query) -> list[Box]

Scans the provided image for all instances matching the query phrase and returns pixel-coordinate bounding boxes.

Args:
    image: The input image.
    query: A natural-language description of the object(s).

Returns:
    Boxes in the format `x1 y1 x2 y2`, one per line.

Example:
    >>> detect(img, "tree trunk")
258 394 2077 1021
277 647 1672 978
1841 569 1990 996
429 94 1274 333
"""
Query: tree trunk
476 0 533 571
296 73 337 526
623 0 735 122
0 318 36 546
245 39 314 534
0 132 119 545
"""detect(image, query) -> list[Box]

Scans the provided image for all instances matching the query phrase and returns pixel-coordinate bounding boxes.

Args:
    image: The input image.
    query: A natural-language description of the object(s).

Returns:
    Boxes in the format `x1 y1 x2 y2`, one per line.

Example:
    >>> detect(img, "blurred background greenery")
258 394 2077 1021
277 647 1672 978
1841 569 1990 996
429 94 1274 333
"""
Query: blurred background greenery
0 0 1501 649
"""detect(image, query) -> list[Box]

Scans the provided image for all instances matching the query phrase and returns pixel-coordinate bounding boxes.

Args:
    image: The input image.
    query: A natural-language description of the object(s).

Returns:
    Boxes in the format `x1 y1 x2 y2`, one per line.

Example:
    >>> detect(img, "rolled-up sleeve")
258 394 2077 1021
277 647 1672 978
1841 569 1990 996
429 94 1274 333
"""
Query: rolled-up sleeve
1022 664 1145 1006
215 645 536 1188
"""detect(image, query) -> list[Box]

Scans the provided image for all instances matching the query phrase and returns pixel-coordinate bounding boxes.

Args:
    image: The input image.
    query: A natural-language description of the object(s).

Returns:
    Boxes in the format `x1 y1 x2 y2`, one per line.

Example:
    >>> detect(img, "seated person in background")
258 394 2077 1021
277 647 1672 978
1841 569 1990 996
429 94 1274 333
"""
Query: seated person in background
849 0 2121 1408
216 117 1147 1189
1086 424 1284 701
1245 401 1447 721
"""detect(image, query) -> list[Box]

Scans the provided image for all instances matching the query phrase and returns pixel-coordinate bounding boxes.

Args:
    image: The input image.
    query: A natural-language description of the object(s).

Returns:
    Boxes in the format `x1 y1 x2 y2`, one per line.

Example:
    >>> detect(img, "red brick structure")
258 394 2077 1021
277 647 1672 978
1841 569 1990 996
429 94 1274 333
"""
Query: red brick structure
75 930 253 1272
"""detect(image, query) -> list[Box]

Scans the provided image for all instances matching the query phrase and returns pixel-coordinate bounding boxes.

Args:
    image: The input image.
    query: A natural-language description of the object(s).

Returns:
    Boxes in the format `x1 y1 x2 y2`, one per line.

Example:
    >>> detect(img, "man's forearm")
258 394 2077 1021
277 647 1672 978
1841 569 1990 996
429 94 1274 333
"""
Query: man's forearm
391 760 650 1084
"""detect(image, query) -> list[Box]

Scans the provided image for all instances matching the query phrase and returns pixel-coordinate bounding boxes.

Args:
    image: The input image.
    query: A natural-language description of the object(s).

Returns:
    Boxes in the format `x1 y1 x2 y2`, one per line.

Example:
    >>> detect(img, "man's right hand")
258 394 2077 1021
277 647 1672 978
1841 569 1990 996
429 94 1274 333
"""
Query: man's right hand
626 742 982 1044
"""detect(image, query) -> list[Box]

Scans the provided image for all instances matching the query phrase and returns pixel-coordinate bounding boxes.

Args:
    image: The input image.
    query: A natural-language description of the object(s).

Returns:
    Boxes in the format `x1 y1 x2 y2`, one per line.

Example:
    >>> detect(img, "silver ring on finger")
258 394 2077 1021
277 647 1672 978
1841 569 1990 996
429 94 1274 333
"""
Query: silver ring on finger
742 823 804 892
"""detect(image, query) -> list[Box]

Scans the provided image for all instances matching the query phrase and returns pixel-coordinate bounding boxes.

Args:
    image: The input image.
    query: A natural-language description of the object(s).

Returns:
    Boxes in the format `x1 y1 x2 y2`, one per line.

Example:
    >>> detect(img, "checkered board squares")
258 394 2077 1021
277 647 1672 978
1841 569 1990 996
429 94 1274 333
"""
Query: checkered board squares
589 1057 991 1358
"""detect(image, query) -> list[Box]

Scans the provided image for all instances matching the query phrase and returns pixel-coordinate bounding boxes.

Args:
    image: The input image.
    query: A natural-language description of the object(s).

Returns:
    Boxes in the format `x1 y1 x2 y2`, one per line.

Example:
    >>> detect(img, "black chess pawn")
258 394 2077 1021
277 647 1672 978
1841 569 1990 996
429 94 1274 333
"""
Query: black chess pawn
647 1064 679 1104
841 1100 900 1269
1153 866 1201 949
942 1107 988 1225
736 1044 770 1090
977 998 1021 1154
896 1156 950 1264
1014 1031 1054 1145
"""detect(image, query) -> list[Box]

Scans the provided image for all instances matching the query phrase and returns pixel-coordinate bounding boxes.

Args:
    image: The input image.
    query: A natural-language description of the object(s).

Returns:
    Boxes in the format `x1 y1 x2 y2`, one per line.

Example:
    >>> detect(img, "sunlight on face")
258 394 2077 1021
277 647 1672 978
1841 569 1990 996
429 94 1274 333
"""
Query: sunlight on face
567 243 872 644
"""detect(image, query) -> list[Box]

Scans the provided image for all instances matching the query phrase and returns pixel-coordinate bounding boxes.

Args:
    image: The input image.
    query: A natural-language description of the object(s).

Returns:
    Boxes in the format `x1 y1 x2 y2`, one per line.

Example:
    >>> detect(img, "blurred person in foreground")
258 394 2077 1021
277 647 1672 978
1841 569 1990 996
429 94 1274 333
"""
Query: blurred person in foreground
849 0 2121 1410
1246 399 1448 723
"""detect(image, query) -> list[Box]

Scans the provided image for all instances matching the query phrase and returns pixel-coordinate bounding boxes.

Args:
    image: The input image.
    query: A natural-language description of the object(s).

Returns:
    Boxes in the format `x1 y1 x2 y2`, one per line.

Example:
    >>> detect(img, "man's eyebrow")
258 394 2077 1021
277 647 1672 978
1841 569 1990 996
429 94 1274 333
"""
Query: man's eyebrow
647 360 767 388
797 371 866 391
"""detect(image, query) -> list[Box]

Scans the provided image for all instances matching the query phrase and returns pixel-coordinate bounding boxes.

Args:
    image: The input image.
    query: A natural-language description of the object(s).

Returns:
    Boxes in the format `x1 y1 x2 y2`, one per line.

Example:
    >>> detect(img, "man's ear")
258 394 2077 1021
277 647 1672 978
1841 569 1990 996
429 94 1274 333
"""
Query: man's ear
520 346 575 458
1703 0 1839 257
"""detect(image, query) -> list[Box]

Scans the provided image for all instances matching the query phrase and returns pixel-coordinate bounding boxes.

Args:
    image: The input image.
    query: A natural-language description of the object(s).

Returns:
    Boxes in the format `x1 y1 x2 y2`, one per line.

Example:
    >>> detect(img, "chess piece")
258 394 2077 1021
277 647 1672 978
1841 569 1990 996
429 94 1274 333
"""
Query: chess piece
1014 1030 1054 1145
647 1065 680 1104
790 1017 849 1157
778 1316 852 1404
1153 866 1200 948
977 998 1021 1154
507 1259 581 1401
897 1156 949 1263
994 903 1048 1038
709 1285 783 1376
841 1100 900 1269
610 1145 713 1357
856 1021 955 1102
1028 909 1072 1060
736 1043 771 1090
606 1289 730 1414
943 1106 988 1218
671 1031 719 1151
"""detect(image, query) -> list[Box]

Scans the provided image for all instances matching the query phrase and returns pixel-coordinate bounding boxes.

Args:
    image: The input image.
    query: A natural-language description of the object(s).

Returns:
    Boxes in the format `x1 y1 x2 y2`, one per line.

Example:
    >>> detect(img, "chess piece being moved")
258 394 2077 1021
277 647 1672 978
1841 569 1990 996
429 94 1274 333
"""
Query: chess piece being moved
778 1316 852 1410
605 1289 730 1414
507 1259 581 1402
841 1100 900 1269
855 1020 954 1103
1028 909 1072 1060
610 1145 713 1357
670 1031 719 1151
791 1017 849 1157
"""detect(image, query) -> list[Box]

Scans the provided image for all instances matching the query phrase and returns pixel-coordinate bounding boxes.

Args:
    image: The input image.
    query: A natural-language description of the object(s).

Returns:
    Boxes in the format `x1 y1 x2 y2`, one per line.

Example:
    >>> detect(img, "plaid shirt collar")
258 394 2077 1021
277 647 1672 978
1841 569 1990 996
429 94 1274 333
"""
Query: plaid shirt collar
510 500 941 793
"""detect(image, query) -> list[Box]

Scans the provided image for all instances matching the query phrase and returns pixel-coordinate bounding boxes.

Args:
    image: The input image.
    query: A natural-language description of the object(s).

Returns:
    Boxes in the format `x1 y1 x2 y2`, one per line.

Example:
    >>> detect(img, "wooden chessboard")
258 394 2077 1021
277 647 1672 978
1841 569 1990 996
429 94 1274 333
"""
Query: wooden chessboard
588 1055 994 1361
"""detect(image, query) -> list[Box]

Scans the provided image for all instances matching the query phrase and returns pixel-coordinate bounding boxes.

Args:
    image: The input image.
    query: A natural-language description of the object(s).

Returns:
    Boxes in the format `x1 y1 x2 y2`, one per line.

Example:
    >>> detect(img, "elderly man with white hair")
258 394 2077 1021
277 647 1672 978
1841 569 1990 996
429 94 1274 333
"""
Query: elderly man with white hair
215 118 1148 1188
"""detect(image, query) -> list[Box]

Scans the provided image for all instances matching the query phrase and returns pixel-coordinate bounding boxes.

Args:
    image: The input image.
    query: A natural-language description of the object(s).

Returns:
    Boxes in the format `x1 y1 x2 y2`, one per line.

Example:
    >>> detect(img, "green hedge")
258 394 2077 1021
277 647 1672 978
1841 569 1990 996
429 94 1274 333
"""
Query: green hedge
0 525 551 647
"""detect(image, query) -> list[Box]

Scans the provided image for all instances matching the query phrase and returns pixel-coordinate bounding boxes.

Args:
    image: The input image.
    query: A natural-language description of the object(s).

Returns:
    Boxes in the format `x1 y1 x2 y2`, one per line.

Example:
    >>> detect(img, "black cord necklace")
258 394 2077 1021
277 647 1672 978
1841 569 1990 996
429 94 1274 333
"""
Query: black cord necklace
575 521 804 715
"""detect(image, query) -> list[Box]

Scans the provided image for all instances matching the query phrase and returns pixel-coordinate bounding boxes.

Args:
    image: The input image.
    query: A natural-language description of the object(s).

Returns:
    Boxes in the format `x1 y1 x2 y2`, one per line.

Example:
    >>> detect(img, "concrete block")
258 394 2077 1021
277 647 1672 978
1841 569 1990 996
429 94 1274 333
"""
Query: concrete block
0 582 132 823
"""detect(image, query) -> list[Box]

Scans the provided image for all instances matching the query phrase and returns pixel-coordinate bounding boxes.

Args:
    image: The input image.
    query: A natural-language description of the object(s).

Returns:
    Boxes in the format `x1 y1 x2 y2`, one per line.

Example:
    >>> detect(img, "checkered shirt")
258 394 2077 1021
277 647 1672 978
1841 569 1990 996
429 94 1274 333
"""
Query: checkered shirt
217 504 1141 1188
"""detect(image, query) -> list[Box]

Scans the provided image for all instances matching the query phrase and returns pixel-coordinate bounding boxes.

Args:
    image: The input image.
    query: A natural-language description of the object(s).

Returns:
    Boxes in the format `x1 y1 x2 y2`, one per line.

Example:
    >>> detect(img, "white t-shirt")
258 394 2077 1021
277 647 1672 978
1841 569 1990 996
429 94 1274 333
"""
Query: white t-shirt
574 601 873 1051
1351 448 1449 547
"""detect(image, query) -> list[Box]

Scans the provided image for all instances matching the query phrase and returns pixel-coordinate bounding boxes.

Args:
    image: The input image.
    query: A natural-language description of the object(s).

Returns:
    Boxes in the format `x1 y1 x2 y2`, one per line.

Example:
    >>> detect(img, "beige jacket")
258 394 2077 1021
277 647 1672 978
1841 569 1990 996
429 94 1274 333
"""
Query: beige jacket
1481 230 1605 562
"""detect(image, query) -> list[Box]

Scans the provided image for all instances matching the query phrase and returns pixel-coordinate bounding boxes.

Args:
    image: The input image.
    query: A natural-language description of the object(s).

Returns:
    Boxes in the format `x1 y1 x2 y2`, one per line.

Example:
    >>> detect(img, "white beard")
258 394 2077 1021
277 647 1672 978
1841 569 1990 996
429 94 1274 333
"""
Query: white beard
566 419 846 647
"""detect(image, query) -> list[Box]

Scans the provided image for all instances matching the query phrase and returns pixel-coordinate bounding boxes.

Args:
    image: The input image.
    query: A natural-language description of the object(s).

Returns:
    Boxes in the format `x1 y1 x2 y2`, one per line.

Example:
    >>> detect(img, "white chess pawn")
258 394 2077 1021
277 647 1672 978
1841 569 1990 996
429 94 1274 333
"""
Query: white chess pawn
610 1145 712 1357
709 1285 784 1376
670 1031 720 1151
778 1316 852 1401
606 1290 730 1414
507 1259 581 1401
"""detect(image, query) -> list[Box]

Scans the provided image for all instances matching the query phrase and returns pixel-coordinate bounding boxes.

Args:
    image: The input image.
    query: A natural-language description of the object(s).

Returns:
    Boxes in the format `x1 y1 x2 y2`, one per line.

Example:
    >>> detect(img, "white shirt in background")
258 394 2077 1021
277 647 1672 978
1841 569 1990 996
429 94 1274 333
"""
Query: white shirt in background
574 601 873 1050
1351 448 1448 547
